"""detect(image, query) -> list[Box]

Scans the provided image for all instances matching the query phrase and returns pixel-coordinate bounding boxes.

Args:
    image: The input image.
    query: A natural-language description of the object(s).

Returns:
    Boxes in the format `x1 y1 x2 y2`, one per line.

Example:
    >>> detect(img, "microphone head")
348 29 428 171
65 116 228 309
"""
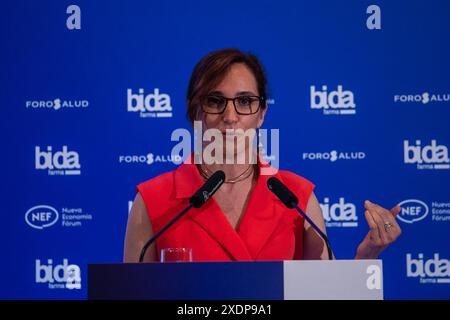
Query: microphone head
190 170 225 208
267 177 298 208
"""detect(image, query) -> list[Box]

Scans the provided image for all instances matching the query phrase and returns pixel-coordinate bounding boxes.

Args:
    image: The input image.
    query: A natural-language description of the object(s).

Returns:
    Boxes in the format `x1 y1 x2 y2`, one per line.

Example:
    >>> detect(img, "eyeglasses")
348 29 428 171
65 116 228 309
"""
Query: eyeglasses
201 95 264 115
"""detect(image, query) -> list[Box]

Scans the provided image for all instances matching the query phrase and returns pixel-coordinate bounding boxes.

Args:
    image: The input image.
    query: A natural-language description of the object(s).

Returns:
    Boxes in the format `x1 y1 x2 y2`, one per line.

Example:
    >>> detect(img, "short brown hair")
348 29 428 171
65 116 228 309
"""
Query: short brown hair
186 48 268 124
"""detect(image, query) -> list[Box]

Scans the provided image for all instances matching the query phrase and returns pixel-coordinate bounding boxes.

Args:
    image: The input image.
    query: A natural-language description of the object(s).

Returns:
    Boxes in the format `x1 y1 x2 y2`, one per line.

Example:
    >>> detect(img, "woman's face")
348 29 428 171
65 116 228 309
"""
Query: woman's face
202 63 265 131
200 63 266 161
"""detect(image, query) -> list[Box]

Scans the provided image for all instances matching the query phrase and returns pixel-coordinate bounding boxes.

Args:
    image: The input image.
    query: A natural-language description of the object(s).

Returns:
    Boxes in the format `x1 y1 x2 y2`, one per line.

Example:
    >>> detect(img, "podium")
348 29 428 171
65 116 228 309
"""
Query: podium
88 260 383 300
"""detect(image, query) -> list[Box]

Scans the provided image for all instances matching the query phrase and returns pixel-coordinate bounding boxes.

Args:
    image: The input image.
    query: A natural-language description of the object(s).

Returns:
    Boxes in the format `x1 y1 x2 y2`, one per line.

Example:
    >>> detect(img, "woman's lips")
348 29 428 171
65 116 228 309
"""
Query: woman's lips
219 129 246 136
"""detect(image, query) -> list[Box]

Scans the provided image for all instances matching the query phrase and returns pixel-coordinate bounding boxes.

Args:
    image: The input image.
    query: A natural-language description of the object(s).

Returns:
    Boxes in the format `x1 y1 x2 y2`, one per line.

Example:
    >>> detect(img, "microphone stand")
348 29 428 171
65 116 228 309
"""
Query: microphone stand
139 204 194 263
292 202 334 260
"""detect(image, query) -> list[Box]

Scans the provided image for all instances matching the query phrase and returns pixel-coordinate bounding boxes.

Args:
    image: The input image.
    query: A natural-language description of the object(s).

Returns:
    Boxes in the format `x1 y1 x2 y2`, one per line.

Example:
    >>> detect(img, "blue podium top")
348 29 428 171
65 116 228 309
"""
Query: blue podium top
88 261 284 300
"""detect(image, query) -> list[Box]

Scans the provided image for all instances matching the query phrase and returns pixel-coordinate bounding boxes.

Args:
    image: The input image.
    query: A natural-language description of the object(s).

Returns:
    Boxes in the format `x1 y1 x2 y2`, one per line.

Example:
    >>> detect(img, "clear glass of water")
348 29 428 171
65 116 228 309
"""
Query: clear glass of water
160 248 193 263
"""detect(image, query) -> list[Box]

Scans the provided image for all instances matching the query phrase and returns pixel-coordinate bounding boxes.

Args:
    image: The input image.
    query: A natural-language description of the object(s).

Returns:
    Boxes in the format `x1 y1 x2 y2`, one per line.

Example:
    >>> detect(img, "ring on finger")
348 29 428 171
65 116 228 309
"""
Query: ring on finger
384 221 393 232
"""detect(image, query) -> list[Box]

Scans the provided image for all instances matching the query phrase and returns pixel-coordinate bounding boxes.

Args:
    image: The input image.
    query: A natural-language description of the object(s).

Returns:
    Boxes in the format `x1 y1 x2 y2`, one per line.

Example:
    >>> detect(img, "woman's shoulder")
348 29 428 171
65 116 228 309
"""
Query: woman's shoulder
274 169 316 204
136 167 177 194
272 169 316 210
276 169 315 188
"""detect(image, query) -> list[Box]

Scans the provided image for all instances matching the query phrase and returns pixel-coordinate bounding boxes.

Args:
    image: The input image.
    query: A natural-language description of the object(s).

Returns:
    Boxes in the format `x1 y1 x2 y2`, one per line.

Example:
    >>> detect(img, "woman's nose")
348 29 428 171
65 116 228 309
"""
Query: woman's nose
222 100 239 123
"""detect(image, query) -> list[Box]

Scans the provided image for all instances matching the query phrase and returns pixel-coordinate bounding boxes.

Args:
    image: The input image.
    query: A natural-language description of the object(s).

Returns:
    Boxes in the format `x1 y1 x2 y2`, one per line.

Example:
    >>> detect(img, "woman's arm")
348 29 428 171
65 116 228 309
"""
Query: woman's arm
123 192 157 262
302 195 402 260
302 192 331 260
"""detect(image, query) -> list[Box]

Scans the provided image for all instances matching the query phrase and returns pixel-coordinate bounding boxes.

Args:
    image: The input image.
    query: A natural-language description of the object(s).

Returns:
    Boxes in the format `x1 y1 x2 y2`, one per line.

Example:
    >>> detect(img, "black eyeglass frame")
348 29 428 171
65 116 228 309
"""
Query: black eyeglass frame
200 95 265 115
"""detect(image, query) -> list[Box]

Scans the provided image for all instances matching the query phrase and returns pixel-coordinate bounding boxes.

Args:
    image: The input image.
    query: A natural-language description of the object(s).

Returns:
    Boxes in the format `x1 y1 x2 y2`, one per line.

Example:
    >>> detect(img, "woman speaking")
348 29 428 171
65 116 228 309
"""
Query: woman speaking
123 48 401 262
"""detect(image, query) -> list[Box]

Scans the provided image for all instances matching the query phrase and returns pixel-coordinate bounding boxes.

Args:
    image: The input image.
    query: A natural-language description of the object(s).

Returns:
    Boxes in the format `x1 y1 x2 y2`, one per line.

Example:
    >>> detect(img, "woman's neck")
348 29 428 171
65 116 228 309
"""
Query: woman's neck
200 163 251 180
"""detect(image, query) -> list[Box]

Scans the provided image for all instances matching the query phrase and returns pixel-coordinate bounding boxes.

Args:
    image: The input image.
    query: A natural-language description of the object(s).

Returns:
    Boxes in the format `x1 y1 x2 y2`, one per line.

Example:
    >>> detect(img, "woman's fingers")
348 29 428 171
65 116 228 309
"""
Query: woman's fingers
366 204 389 246
390 205 401 218
364 209 381 243
364 200 401 245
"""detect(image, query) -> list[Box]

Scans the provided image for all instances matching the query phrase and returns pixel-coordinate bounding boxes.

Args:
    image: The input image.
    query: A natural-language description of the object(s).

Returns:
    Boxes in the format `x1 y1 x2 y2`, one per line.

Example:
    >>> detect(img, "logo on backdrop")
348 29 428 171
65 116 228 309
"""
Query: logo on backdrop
320 197 358 227
403 140 449 170
118 153 181 165
25 99 89 110
310 85 356 115
394 92 450 104
36 259 81 289
302 150 366 162
397 199 429 224
35 146 81 175
127 88 173 118
406 253 450 284
25 205 93 229
397 199 450 224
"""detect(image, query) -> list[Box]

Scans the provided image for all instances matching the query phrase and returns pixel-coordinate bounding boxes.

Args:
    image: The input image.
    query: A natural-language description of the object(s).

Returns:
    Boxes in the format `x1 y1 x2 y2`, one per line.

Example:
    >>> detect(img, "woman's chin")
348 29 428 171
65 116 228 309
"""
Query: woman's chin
220 148 254 164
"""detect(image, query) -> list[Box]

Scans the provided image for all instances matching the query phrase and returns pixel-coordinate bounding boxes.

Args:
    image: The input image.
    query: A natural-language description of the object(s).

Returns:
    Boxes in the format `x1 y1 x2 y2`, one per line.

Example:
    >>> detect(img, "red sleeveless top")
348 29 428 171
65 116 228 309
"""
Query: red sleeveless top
137 156 315 262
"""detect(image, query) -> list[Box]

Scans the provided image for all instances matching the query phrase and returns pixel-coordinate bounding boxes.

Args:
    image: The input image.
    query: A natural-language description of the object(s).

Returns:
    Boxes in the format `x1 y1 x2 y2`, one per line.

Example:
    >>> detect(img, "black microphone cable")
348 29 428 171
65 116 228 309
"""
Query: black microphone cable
139 170 225 262
267 177 334 260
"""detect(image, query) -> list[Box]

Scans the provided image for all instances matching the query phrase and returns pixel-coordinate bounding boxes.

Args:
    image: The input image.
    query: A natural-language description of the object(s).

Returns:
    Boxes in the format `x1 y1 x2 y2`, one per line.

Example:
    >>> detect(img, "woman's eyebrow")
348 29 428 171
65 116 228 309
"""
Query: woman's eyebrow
208 90 224 96
208 90 257 96
236 91 257 96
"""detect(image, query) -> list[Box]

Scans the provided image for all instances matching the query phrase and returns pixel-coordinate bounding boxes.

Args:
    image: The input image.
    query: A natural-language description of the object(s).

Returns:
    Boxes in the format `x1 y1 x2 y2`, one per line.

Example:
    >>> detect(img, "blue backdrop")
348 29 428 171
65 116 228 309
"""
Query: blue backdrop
1 0 449 299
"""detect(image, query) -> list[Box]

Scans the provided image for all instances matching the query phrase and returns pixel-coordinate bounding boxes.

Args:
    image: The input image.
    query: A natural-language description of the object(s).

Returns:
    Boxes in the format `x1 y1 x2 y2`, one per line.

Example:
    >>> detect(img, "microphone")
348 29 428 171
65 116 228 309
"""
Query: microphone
139 170 225 262
190 170 225 208
267 177 334 260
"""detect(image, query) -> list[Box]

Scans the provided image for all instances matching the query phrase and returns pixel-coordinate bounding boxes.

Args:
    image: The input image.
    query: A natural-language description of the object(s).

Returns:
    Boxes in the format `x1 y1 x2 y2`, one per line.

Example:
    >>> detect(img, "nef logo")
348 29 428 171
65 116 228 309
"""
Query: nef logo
320 197 358 227
406 253 450 284
397 199 429 224
35 259 82 289
35 146 81 175
310 85 356 115
403 140 450 170
25 205 59 230
127 88 173 118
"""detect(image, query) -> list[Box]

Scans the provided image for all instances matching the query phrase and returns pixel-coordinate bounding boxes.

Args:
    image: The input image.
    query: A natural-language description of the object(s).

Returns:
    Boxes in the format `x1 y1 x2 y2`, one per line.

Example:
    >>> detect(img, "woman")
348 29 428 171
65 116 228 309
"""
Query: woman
123 48 401 262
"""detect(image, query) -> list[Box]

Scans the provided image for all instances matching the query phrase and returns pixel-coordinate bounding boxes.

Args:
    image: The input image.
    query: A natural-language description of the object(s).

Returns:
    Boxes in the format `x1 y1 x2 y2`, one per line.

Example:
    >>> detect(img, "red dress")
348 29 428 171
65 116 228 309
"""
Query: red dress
137 156 315 262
